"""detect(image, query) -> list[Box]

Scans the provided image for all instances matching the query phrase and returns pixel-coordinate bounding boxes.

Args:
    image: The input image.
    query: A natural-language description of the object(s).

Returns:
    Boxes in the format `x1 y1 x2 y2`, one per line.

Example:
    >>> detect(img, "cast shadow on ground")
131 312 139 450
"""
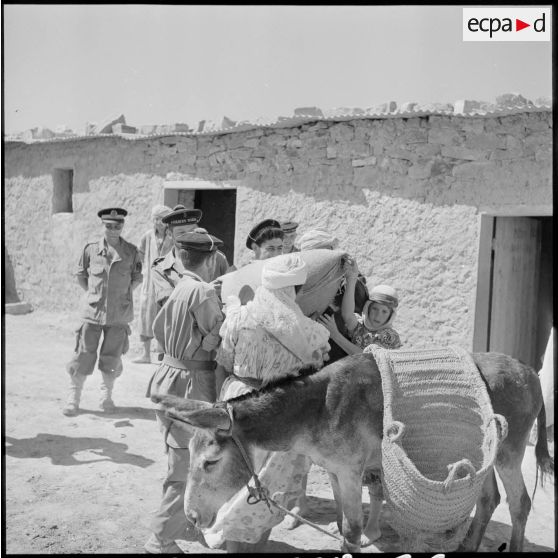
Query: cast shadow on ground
79 406 156 421
5 433 154 468
287 495 555 554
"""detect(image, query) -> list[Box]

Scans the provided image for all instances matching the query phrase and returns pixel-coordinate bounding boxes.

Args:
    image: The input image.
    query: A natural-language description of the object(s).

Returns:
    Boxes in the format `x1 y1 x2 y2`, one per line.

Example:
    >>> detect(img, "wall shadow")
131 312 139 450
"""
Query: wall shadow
5 433 154 468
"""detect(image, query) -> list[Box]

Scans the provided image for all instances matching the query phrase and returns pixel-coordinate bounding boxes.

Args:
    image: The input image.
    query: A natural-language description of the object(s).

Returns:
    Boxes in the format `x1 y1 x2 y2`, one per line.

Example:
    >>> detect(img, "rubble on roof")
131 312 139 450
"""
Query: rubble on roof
4 93 552 144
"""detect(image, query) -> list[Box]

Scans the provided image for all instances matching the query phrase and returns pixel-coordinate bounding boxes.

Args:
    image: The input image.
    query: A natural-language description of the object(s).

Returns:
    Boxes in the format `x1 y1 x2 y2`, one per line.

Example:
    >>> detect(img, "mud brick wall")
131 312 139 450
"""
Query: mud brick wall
4 110 552 349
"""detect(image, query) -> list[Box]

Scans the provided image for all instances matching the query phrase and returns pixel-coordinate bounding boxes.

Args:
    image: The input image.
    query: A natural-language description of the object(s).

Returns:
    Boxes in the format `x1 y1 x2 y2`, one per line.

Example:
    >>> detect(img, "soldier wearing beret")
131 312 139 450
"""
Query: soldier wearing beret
246 218 284 261
145 231 225 553
151 205 231 309
63 208 143 416
280 220 300 254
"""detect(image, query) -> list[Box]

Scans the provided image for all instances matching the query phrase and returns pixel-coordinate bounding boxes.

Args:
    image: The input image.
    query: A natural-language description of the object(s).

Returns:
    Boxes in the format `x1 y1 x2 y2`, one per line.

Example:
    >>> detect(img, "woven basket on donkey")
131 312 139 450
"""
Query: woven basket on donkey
370 345 508 552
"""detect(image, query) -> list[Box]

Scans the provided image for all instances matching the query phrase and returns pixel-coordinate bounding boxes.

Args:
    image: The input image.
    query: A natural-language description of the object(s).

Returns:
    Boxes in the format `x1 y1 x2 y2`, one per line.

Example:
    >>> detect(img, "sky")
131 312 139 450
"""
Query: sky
2 5 553 134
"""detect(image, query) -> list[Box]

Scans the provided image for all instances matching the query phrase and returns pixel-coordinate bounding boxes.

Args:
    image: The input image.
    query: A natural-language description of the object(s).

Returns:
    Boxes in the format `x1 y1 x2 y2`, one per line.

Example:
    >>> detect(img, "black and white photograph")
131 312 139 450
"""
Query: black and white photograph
2 4 554 555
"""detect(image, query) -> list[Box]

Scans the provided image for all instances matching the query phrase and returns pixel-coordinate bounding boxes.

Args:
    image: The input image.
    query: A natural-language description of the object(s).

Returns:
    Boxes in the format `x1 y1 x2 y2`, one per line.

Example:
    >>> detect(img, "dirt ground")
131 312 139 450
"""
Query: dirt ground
4 310 555 554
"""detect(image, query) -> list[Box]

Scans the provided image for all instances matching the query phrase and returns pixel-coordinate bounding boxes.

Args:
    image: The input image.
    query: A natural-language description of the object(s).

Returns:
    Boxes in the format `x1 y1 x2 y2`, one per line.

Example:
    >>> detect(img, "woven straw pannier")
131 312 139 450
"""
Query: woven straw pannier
371 345 508 551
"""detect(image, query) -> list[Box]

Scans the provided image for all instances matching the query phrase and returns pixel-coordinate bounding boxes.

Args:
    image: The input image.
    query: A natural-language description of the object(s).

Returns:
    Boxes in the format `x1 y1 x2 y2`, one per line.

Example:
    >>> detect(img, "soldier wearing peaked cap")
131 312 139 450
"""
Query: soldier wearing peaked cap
151 206 231 307
145 230 225 553
246 218 284 261
63 207 143 417
280 220 300 254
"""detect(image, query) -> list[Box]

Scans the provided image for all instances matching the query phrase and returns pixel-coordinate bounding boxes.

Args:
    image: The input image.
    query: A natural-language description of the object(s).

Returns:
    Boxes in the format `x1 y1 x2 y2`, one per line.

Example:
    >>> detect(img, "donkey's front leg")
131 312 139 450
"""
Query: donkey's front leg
337 470 364 553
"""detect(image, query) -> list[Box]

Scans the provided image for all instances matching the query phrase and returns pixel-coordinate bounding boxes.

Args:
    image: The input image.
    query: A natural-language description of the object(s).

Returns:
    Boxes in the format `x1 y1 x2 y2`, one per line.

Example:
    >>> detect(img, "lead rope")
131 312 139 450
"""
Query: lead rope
229 433 343 542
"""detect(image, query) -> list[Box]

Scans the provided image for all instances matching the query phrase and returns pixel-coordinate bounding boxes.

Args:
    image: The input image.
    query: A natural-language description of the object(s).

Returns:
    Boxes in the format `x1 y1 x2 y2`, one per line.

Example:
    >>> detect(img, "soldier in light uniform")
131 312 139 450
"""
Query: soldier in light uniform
63 207 143 416
145 231 225 554
151 205 230 309
280 220 300 254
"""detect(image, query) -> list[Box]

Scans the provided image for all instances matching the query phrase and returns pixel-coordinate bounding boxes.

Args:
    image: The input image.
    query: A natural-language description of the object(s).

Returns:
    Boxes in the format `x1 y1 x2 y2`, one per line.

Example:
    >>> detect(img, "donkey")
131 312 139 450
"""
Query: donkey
153 351 553 553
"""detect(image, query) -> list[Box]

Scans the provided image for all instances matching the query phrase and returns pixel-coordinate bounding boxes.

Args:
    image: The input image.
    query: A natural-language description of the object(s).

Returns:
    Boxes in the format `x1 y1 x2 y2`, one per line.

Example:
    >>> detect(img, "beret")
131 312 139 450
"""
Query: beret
175 231 223 252
280 221 299 233
246 219 282 249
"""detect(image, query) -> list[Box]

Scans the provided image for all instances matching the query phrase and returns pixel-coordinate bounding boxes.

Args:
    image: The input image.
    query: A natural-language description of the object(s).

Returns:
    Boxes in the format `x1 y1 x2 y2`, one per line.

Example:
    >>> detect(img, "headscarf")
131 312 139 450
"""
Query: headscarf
299 229 339 251
363 284 399 331
245 254 329 364
261 253 307 289
151 204 172 219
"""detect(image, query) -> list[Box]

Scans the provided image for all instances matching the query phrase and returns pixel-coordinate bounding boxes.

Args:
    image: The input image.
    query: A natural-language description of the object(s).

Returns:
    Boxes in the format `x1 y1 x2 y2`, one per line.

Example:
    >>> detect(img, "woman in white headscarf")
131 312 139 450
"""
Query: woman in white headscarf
133 205 174 363
299 229 339 251
202 254 330 552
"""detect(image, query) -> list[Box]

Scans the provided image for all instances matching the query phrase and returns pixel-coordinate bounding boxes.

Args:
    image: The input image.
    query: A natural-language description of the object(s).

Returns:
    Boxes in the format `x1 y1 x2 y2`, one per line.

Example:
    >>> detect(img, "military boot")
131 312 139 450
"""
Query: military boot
100 372 117 413
62 374 86 416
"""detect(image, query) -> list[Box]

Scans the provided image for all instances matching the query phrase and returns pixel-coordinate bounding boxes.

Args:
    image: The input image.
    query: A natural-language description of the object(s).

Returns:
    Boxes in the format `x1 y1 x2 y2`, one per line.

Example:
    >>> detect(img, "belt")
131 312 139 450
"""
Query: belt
162 354 217 371
231 373 263 390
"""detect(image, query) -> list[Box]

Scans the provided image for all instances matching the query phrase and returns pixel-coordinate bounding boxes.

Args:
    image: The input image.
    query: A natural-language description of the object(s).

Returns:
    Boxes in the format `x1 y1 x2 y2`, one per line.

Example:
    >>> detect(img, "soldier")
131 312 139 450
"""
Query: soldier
145 231 225 554
246 218 284 261
280 221 300 254
63 207 143 416
151 205 230 309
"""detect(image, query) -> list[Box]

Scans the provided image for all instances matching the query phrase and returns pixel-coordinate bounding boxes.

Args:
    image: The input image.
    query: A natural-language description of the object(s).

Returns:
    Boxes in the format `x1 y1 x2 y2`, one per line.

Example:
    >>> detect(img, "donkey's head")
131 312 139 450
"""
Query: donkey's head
152 394 251 530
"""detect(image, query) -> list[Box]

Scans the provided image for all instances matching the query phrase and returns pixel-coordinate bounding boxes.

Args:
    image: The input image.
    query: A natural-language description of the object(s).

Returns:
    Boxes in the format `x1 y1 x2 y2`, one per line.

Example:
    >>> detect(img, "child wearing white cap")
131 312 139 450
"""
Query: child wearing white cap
319 258 402 353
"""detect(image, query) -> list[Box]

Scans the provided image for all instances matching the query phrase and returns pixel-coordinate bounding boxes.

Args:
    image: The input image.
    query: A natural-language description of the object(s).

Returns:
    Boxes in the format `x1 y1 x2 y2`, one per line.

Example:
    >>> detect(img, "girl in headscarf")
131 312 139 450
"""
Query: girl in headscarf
319 258 402 353
201 254 330 552
133 205 174 363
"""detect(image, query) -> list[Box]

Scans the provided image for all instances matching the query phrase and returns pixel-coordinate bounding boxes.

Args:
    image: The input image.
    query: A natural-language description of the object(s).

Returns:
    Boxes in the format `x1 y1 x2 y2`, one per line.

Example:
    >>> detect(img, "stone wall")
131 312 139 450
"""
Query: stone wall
4 109 552 349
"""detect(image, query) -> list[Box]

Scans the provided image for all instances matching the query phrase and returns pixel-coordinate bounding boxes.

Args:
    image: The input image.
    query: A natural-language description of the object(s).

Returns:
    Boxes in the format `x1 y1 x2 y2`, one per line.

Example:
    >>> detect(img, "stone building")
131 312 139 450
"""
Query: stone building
4 98 552 368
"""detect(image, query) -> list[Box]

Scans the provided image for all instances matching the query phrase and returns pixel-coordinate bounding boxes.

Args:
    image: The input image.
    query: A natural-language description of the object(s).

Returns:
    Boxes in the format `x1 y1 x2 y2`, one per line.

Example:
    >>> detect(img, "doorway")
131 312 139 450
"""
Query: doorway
473 215 553 370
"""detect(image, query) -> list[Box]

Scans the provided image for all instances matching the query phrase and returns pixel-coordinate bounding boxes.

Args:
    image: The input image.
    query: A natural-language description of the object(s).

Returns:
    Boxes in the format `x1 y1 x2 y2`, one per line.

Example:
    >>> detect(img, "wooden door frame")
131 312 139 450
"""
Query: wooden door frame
472 208 552 353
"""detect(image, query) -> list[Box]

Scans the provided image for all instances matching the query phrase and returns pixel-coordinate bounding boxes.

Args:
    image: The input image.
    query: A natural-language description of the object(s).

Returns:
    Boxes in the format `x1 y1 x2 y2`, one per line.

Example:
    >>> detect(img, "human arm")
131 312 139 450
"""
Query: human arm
193 288 225 353
75 246 90 291
341 258 360 333
130 249 143 290
317 314 363 355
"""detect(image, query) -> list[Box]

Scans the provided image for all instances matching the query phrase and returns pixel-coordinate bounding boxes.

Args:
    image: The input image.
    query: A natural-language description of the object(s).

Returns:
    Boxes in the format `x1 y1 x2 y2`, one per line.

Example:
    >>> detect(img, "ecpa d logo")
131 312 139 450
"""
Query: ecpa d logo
463 7 551 41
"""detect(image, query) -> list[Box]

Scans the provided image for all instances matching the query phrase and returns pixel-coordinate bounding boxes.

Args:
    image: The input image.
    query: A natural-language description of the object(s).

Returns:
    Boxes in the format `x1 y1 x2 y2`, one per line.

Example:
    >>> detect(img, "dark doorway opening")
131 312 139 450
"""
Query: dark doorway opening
52 169 74 213
194 189 237 265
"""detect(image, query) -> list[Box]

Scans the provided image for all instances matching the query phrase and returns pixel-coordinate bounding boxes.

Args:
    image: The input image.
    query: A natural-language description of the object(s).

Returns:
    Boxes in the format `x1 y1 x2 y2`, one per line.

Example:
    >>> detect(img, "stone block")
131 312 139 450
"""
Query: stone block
489 149 524 161
451 161 497 178
112 123 137 134
453 100 481 114
96 114 126 134
229 148 253 160
506 135 523 151
326 146 337 159
524 117 551 131
293 106 324 118
441 146 488 161
385 148 416 162
353 165 382 187
464 133 506 150
428 127 462 146
352 156 377 168
221 116 237 129
535 147 552 162
496 93 534 109
397 129 428 144
244 138 260 149
329 123 354 142
408 161 433 179
286 138 302 149
414 143 441 157
524 131 551 148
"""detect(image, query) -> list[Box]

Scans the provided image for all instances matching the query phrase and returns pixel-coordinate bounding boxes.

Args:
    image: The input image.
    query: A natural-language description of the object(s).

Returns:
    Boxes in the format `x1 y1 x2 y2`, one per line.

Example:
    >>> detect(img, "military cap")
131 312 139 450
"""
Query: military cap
98 207 127 222
162 205 203 226
281 221 299 234
175 231 223 252
246 219 282 249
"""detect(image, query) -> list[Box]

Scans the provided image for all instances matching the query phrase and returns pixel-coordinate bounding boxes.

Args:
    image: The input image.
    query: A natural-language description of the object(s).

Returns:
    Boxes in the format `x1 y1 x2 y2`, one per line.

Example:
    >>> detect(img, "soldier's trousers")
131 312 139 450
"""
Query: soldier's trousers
66 322 130 378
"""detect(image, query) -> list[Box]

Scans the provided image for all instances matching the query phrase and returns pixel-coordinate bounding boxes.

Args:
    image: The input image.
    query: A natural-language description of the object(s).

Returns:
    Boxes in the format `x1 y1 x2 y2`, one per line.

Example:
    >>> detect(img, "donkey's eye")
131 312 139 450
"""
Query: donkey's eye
203 459 220 472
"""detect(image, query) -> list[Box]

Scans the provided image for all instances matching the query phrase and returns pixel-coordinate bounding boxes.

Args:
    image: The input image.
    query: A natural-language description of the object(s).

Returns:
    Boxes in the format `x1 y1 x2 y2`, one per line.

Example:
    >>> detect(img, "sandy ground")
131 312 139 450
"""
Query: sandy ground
3 310 555 554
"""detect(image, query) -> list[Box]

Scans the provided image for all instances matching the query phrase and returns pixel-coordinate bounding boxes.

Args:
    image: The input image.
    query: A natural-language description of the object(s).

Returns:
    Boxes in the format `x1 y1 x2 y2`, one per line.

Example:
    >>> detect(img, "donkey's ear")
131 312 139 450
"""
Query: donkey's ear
167 407 231 433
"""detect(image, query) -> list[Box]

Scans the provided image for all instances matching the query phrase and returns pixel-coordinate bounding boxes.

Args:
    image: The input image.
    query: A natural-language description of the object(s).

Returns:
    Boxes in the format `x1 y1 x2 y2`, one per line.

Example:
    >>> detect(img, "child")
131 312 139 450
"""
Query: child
319 258 402 353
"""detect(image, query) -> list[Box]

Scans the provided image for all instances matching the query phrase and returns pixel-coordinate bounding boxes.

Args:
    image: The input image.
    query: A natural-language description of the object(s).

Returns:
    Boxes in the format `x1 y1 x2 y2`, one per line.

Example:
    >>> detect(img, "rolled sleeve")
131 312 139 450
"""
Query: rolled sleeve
131 250 143 286
75 246 90 279
193 292 224 353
